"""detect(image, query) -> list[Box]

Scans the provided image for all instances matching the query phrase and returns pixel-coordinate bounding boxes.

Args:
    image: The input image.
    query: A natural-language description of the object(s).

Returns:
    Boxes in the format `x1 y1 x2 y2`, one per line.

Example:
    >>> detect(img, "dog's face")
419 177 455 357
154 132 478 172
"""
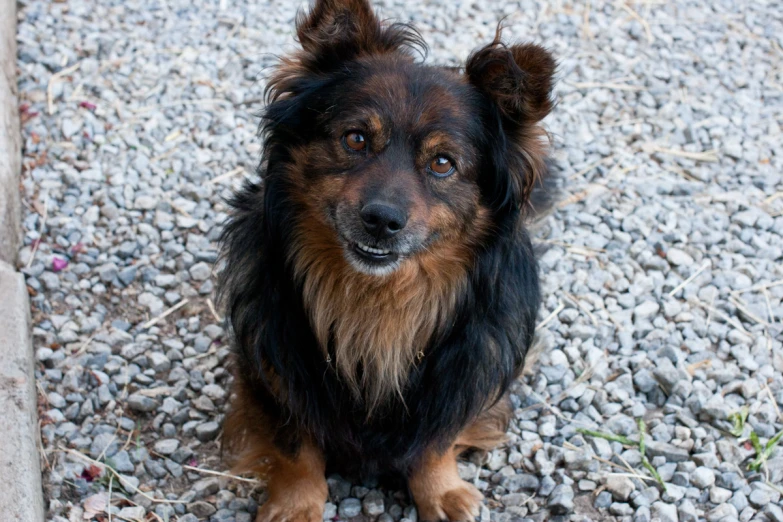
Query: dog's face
291 57 485 275
264 0 555 276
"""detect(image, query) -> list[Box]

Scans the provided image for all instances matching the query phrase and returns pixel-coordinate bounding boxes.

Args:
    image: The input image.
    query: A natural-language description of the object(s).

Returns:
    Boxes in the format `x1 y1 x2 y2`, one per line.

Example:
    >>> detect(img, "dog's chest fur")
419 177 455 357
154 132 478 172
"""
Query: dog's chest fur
290 217 482 410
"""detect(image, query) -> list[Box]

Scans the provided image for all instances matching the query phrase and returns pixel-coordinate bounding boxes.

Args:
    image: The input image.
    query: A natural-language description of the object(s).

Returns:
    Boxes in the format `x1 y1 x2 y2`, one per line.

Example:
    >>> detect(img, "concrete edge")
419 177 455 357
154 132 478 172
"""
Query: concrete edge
0 261 44 522
0 1 45 521
1 0 22 265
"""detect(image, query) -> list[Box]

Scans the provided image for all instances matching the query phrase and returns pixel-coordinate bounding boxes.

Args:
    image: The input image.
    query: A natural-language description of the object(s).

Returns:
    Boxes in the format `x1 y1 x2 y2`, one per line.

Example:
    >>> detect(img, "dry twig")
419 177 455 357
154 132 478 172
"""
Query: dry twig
47 62 81 115
142 299 189 329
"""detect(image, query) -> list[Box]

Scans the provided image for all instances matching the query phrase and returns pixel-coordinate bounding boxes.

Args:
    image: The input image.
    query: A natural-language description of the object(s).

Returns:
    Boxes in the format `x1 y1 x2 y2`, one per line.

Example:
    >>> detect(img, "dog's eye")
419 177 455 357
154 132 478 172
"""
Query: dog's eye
343 131 367 152
429 156 455 177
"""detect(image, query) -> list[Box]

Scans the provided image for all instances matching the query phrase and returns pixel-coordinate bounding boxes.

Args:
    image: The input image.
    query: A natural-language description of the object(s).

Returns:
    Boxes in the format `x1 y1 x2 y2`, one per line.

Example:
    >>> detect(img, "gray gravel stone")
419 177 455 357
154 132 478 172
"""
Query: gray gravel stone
707 504 738 522
652 502 678 522
767 504 783 522
195 421 220 442
690 466 715 488
189 262 212 281
501 473 539 492
339 498 362 519
154 439 179 455
606 476 635 501
362 491 384 516
644 440 690 462
678 500 697 522
547 484 574 515
187 501 216 518
127 394 157 412
193 477 220 499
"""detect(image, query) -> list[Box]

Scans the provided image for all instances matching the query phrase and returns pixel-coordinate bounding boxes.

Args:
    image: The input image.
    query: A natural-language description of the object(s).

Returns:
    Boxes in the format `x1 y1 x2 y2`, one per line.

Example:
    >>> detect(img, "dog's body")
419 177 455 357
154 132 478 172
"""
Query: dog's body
219 1 556 520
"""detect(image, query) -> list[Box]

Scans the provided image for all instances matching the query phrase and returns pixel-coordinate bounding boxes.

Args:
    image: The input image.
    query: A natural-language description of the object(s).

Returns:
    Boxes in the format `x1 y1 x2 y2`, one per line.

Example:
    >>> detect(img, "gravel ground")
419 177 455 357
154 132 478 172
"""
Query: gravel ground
15 0 783 521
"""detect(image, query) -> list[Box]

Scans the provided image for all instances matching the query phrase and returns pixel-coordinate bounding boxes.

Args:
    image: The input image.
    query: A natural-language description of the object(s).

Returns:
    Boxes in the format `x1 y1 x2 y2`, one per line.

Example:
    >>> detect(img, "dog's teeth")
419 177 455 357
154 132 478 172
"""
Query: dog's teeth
357 242 390 255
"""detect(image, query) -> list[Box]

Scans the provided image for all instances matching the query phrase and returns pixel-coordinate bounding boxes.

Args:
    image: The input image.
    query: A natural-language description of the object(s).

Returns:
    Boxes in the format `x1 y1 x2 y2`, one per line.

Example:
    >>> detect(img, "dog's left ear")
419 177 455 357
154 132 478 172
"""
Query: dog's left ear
466 39 556 126
465 37 556 215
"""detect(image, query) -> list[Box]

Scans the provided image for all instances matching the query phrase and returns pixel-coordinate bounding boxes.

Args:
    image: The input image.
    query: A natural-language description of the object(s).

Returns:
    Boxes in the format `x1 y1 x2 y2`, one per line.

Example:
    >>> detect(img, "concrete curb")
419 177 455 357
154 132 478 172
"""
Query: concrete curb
0 262 45 522
1 0 21 265
0 1 45 521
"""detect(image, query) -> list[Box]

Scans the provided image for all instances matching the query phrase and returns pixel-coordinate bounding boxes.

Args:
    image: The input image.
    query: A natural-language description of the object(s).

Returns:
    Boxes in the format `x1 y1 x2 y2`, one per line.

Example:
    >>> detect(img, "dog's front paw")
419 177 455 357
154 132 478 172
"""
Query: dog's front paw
416 481 483 522
256 495 324 522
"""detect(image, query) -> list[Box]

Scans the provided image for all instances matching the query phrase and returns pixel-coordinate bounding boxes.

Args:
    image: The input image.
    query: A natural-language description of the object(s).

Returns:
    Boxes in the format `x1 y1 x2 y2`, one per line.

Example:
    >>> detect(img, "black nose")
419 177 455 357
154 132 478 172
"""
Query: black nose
360 202 407 239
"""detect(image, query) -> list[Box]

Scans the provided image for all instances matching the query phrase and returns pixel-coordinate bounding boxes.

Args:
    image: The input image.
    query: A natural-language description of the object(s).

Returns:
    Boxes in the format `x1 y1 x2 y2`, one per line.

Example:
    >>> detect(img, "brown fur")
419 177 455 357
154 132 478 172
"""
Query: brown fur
409 400 512 521
222 374 277 478
255 441 327 522
224 375 328 522
288 175 491 409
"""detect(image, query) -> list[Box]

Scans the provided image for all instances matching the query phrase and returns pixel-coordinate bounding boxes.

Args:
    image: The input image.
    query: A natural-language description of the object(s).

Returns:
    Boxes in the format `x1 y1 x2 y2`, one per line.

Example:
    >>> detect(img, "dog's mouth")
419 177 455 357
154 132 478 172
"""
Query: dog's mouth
353 241 397 261
353 241 397 262
339 235 403 275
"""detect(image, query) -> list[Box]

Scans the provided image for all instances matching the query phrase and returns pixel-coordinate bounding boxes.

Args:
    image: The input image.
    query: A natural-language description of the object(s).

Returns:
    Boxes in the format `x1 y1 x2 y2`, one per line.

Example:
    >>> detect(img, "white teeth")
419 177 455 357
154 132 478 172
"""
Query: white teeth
356 242 391 255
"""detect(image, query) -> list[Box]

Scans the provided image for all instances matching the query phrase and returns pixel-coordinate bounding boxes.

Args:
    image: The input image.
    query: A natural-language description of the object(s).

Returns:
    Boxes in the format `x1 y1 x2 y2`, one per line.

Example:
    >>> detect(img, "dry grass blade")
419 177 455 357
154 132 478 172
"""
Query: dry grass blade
668 260 711 297
132 97 234 114
762 192 782 206
142 298 189 329
618 1 653 43
649 146 719 162
541 239 606 257
61 447 186 504
689 296 747 333
762 289 774 324
765 384 783 422
570 155 615 180
182 464 259 484
47 62 81 115
666 165 704 182
209 166 245 185
609 472 659 483
147 449 259 484
686 359 712 376
207 297 224 322
565 292 598 326
136 386 172 397
583 0 593 40
27 193 49 269
730 280 783 296
70 331 98 356
108 474 113 522
558 184 608 208
595 298 624 331
536 301 565 331
729 296 769 326
564 441 634 473
570 81 645 91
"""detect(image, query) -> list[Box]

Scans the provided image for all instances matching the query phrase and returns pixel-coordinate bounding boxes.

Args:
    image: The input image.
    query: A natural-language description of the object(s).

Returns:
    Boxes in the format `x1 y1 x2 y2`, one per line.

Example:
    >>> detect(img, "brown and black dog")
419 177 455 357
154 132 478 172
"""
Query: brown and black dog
218 0 556 520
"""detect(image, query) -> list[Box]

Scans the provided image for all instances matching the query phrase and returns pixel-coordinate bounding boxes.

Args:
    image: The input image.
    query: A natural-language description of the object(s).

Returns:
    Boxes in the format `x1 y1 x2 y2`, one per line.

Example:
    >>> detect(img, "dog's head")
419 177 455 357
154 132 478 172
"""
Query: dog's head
263 0 555 276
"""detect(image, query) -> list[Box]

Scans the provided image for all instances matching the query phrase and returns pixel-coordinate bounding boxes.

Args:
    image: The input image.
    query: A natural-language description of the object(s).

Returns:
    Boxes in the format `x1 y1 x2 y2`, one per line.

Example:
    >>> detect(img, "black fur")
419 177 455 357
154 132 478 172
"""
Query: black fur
218 0 555 483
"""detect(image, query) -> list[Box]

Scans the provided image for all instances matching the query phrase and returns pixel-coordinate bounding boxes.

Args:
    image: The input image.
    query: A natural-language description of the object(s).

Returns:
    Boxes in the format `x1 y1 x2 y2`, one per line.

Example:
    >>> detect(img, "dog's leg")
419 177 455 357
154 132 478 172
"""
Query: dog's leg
409 399 511 521
408 442 483 522
255 439 328 522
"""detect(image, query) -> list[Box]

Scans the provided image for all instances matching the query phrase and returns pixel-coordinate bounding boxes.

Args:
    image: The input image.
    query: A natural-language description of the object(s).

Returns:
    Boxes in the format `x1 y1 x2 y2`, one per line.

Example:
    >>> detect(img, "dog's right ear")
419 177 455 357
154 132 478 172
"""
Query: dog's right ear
465 36 556 126
295 0 420 68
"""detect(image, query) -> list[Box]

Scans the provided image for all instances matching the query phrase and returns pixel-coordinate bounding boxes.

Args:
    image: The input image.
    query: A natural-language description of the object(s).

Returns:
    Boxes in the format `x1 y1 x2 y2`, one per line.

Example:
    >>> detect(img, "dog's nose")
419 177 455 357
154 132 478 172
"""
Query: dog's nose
360 202 407 239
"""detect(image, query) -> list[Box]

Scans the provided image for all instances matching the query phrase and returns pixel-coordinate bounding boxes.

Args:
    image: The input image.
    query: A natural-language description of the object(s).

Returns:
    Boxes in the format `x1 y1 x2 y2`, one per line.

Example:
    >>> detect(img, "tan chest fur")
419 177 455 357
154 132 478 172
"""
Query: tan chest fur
289 217 484 411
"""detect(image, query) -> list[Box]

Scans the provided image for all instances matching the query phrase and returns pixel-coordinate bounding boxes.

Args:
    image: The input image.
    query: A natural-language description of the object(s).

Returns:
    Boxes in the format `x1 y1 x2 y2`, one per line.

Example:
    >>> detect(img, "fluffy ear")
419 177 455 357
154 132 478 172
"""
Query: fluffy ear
466 37 556 125
466 33 557 217
294 0 422 67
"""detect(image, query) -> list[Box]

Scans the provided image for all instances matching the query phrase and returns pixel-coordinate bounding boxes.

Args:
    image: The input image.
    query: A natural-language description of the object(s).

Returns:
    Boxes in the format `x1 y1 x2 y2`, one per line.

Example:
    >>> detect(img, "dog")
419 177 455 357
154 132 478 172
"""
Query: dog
218 0 556 520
